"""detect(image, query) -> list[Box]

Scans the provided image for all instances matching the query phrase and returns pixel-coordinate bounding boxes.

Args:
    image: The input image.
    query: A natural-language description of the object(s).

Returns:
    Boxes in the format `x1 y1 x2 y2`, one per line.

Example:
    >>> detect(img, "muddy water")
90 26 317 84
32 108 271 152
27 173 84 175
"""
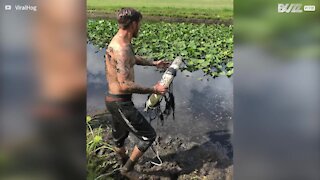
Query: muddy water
87 43 233 162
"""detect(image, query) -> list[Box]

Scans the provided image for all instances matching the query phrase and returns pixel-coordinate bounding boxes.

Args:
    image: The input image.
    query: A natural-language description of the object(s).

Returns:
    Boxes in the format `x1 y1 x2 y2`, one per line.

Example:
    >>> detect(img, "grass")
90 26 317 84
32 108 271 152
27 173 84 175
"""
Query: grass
87 0 233 20
86 116 118 179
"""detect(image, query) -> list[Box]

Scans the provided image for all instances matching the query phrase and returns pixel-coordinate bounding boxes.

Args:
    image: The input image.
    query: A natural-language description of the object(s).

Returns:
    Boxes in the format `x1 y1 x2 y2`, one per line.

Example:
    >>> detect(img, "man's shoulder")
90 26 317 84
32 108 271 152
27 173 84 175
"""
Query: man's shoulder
109 44 133 57
109 40 131 50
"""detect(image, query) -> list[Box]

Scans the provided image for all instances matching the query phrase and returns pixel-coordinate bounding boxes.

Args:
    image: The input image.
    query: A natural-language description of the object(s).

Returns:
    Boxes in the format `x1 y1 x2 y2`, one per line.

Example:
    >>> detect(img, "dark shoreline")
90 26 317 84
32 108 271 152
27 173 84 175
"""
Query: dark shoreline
87 11 233 26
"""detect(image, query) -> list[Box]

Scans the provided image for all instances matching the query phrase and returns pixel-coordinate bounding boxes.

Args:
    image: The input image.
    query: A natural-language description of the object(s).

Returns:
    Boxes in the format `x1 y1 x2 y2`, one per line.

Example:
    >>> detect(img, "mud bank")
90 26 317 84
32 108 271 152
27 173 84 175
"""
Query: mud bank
89 113 233 180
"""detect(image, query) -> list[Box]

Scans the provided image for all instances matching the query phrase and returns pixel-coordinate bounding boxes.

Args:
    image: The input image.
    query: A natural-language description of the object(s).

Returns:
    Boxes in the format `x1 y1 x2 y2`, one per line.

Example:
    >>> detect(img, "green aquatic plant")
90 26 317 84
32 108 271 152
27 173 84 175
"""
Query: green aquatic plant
87 20 233 77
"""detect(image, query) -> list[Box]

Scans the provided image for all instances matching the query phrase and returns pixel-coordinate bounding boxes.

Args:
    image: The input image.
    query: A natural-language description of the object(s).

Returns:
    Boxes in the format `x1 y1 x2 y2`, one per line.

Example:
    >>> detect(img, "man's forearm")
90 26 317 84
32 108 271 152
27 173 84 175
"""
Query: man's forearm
135 56 155 66
120 81 154 94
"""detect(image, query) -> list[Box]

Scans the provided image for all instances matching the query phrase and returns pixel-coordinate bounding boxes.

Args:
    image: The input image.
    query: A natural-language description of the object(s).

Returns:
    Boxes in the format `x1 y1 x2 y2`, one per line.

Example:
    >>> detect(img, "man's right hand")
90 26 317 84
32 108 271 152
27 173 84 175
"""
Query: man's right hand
153 82 168 95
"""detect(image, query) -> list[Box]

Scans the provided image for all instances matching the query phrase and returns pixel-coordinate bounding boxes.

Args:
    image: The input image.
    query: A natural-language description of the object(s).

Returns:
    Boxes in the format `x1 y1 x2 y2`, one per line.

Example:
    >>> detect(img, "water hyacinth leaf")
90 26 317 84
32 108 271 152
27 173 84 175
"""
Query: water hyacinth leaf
87 20 233 77
181 50 188 56
219 71 226 76
227 69 234 77
226 61 233 68
202 61 210 67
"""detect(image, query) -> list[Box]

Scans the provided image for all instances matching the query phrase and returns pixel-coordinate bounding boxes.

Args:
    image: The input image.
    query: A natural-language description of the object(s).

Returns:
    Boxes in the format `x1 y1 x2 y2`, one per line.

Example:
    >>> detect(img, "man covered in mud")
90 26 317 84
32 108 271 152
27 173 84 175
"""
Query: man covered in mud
105 8 170 178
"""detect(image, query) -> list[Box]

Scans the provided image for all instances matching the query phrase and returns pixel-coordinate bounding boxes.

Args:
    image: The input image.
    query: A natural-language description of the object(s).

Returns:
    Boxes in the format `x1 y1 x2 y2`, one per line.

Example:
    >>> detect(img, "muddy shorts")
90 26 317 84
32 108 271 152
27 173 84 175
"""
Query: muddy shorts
105 94 156 152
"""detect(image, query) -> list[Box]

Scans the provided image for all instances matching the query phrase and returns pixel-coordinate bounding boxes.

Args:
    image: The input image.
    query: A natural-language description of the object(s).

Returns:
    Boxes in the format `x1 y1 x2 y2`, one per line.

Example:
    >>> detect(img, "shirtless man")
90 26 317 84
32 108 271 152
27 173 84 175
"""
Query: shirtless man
105 8 169 178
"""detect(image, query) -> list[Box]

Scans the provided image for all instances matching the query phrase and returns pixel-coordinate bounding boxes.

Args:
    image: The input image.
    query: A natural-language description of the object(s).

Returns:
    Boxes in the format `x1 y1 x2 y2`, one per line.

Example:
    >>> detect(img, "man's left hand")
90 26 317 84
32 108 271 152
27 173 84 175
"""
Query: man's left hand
153 60 170 69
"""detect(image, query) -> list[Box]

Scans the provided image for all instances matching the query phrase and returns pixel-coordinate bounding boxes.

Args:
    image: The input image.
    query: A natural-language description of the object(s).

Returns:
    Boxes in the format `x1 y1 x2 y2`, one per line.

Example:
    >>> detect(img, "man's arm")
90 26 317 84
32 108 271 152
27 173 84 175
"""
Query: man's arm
116 55 155 94
135 55 155 66
136 55 171 69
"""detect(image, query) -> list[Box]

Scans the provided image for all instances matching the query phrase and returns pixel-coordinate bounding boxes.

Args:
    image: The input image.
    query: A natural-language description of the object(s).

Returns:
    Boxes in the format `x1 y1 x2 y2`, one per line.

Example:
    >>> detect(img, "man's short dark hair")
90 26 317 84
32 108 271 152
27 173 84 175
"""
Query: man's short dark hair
117 8 142 29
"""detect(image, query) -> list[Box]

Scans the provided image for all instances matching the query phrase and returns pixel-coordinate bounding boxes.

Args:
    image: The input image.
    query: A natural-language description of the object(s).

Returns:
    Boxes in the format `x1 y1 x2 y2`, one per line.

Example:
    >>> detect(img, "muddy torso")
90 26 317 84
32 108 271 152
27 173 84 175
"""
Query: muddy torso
105 38 136 94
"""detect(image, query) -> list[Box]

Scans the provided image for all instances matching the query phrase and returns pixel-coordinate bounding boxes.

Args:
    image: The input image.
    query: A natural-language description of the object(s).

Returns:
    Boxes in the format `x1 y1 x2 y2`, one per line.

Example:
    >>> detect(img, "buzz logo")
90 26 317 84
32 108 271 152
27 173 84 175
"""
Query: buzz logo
278 4 303 13
304 5 316 12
